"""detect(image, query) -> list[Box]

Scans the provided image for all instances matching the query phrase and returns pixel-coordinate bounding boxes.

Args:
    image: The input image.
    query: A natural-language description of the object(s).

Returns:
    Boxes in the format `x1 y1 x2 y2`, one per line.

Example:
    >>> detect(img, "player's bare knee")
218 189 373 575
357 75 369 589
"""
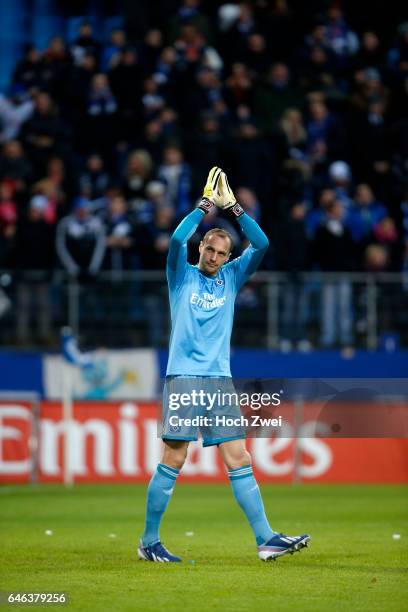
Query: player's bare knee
228 448 251 469
220 442 251 470
162 440 188 470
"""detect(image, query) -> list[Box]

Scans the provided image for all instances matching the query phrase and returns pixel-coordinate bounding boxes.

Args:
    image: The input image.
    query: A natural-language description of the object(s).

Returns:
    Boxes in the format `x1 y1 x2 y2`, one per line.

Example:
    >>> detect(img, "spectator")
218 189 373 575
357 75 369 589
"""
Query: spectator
298 45 339 95
36 156 70 216
101 29 127 71
122 149 153 210
139 204 177 270
349 31 385 75
220 2 256 67
349 67 389 113
139 29 164 75
28 193 56 226
372 216 398 244
0 182 17 225
0 181 17 266
134 180 169 225
227 118 273 208
275 200 310 352
258 0 295 61
254 62 303 133
168 0 212 45
12 45 43 91
218 2 244 35
56 197 105 278
348 183 387 242
236 187 261 221
102 194 134 272
328 160 353 209
401 193 408 282
371 216 400 270
41 37 73 104
387 21 408 79
362 244 395 341
138 118 165 164
388 75 408 122
274 162 307 227
79 154 110 200
98 193 136 343
140 203 177 346
157 145 191 216
349 97 392 193
14 195 55 345
87 184 121 217
224 63 254 111
0 92 34 144
210 97 233 134
67 52 97 123
364 243 390 271
323 4 359 72
153 46 178 87
109 45 143 140
295 21 333 73
83 73 118 165
20 91 67 179
306 188 336 239
188 112 227 198
141 76 166 122
177 65 223 128
274 108 308 166
0 140 31 195
159 106 181 143
305 95 346 161
313 199 356 348
70 21 101 66
243 33 270 78
173 23 206 72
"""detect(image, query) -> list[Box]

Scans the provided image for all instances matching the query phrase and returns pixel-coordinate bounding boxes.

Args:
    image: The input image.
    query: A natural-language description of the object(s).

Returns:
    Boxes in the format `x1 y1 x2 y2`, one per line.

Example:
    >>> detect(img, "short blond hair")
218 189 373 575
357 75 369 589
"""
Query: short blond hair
202 228 233 251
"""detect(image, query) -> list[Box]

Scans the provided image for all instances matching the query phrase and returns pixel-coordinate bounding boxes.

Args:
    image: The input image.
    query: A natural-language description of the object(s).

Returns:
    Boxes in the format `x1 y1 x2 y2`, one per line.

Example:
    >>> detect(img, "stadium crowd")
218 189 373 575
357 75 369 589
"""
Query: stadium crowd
0 1 407 348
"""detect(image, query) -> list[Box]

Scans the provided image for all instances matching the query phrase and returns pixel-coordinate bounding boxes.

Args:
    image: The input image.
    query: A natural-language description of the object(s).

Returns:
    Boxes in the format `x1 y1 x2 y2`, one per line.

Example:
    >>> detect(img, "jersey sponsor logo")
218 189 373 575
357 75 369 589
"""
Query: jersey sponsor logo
190 292 226 310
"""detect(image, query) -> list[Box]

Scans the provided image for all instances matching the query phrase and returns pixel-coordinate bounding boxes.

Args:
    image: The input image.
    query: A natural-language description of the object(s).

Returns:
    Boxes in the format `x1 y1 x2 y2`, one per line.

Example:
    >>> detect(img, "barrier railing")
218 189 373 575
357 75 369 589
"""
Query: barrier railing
0 270 406 350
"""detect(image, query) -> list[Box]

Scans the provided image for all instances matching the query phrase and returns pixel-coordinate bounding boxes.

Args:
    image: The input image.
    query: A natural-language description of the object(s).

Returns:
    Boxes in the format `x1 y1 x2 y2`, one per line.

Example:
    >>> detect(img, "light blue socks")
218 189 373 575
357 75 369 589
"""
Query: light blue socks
142 463 275 547
142 463 179 546
228 465 275 545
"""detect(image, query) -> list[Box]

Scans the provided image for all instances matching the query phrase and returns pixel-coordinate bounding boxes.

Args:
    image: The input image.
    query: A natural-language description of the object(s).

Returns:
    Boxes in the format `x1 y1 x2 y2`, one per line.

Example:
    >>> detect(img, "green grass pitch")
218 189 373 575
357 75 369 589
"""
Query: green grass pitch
0 483 407 611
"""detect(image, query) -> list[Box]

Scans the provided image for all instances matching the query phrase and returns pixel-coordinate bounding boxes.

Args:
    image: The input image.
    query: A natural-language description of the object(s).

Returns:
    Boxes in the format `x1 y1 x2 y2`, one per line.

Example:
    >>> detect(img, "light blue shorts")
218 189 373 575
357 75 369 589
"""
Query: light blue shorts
161 376 246 447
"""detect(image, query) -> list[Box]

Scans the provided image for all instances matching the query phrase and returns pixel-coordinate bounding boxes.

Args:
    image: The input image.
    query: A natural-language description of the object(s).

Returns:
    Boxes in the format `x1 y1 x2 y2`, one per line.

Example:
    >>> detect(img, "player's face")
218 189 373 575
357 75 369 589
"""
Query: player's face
198 235 231 276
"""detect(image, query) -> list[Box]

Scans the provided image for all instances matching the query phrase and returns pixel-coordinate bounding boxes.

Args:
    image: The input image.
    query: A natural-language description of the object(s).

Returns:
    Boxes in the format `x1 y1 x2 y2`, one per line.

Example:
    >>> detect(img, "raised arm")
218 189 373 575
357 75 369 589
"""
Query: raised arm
167 167 222 285
236 213 269 276
210 170 269 284
167 208 205 284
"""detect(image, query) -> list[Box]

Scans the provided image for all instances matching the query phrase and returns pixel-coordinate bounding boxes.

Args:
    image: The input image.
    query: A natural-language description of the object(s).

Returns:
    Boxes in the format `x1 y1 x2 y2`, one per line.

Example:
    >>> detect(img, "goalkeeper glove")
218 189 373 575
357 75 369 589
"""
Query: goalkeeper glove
197 166 222 214
214 172 244 218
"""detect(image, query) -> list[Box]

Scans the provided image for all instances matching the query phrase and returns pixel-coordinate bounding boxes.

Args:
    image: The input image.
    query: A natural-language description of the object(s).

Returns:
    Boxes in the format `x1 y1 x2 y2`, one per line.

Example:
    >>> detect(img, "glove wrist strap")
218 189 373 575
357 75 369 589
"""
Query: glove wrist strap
229 202 244 218
197 198 214 214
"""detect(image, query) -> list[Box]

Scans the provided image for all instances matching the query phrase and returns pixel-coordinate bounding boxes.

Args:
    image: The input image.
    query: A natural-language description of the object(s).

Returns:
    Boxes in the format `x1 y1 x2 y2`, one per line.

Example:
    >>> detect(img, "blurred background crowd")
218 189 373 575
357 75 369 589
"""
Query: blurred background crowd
0 0 407 349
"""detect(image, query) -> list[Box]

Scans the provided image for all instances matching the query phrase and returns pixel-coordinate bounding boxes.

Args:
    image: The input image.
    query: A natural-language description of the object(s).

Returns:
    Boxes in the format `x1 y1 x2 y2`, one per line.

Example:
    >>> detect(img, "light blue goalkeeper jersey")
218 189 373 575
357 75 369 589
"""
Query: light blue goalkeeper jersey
166 208 269 376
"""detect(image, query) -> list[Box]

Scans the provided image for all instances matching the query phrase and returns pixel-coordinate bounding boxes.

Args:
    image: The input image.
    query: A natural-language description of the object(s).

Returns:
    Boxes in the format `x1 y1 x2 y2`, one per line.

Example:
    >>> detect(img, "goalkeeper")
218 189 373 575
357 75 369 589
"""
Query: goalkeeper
139 167 310 562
